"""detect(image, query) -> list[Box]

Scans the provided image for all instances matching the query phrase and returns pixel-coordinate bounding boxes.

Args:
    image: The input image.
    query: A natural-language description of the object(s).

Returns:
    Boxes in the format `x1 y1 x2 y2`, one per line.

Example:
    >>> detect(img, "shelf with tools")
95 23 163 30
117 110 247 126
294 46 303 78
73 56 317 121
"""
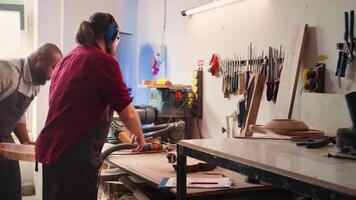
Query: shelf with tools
138 84 191 90
217 25 310 138
209 43 285 138
208 43 284 103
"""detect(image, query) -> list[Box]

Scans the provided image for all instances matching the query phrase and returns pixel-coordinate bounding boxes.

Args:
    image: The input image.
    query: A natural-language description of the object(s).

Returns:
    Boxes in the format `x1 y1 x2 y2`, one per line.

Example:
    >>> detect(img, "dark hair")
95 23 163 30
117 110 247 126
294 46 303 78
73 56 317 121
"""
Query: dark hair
75 12 118 46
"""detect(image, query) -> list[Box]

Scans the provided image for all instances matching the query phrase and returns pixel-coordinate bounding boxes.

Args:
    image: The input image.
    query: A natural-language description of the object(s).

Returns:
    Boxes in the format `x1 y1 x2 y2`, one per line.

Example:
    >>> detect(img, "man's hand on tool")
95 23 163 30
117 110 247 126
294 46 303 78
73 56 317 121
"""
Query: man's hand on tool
131 135 145 152
118 103 146 152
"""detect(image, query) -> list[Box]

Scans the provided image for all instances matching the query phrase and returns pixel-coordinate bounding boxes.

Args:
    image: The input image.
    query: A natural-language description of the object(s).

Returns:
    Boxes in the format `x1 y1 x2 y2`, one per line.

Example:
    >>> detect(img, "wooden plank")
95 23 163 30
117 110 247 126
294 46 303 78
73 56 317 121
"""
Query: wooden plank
275 24 308 119
249 125 324 139
106 151 269 196
266 129 324 137
179 138 356 198
0 143 35 162
240 73 266 137
249 124 267 134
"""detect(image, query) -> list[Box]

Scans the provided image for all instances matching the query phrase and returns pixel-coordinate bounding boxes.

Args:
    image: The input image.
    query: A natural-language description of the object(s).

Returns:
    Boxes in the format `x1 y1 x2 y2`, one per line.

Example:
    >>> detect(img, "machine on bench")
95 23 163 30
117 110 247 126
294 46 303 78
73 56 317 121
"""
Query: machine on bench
107 87 193 145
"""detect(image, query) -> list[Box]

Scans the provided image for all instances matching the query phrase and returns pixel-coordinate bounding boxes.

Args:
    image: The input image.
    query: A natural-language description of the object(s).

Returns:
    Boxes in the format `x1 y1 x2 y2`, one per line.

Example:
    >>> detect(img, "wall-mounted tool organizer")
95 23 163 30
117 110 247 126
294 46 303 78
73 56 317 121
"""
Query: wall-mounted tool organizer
336 10 355 78
209 43 284 104
188 68 203 118
239 24 308 136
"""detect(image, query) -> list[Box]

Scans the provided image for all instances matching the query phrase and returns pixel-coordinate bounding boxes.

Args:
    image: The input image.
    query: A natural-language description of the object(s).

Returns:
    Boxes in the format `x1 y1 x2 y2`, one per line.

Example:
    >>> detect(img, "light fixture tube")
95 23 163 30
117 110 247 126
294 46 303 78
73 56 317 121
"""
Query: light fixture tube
181 0 241 17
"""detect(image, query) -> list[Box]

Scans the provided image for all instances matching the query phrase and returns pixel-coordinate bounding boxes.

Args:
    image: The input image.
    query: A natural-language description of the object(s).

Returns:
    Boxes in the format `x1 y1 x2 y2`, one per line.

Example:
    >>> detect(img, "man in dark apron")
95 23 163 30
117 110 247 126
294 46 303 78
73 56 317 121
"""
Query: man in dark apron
0 43 62 200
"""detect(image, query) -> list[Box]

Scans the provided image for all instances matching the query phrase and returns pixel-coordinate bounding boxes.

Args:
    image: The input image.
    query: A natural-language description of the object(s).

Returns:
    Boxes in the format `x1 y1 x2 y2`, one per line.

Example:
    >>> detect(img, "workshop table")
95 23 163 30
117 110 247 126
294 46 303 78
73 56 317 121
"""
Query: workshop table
176 138 356 200
105 150 274 199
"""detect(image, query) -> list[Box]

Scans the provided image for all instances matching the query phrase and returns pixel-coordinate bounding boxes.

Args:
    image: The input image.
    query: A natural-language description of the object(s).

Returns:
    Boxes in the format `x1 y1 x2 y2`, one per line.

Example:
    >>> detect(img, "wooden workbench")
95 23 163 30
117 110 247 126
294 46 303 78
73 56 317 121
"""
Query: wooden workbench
176 138 356 200
105 150 271 198
0 143 34 161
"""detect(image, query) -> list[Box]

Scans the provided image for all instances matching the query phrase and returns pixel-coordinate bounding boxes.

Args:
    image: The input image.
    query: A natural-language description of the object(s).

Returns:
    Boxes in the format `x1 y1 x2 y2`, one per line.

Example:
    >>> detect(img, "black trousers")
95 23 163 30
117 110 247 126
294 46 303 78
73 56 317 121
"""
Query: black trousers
0 158 21 200
42 144 100 200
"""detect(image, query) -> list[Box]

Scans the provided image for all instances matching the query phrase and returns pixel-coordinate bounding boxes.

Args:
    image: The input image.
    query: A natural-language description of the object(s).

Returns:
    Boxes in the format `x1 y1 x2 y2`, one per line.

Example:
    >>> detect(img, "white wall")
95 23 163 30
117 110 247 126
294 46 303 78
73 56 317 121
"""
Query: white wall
137 0 356 138
62 0 137 54
61 0 138 98
33 0 138 138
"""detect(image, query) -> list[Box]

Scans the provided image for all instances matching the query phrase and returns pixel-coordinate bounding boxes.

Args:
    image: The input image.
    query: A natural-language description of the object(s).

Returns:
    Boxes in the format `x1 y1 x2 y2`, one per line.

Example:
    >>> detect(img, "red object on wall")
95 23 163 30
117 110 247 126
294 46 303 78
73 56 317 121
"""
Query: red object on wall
209 54 219 76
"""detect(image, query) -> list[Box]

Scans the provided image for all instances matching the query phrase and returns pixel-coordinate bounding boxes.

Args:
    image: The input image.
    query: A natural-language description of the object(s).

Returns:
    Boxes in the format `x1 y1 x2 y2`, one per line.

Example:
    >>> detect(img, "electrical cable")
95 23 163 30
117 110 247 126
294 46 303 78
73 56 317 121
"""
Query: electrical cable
196 117 202 139
167 99 187 124
144 125 174 138
97 143 138 194
161 0 167 46
100 143 138 162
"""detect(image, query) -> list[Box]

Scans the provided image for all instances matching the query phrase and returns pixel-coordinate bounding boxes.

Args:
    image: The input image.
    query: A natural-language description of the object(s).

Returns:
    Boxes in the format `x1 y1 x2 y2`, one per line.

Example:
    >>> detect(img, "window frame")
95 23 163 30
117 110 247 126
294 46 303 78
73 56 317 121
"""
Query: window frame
0 3 24 30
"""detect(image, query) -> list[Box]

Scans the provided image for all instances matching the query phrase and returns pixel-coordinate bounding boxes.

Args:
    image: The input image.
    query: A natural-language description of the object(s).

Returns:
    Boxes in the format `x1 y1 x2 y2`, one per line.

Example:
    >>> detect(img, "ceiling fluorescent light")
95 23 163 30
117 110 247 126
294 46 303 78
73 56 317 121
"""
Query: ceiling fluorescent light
181 0 241 17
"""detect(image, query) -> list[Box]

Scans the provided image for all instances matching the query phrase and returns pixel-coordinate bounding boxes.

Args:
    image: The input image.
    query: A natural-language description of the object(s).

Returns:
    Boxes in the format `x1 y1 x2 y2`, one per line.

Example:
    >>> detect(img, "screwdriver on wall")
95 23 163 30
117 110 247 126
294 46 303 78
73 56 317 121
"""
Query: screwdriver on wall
245 43 253 94
266 47 273 101
238 57 245 95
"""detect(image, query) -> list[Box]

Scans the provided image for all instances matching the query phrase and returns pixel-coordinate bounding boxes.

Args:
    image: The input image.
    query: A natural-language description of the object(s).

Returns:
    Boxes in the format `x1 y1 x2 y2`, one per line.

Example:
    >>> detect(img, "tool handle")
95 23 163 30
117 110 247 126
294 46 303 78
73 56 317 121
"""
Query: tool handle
238 99 246 128
351 10 355 56
340 51 348 77
272 80 279 102
351 10 355 42
223 78 229 98
245 71 250 93
231 73 237 93
336 51 343 76
266 81 273 102
238 72 245 95
345 12 349 42
228 76 231 94
222 76 225 92
235 72 238 93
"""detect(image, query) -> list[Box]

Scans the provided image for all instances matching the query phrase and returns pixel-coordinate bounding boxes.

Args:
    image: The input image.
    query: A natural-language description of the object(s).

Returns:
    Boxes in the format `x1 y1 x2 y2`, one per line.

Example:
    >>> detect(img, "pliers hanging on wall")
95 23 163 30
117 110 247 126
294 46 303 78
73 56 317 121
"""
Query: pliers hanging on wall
336 10 355 77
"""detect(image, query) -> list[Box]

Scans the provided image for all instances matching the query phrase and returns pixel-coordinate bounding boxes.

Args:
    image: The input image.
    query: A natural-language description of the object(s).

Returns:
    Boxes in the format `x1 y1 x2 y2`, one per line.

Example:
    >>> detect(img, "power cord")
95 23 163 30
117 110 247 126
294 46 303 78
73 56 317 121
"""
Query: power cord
196 117 202 139
97 143 138 194
167 99 187 124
